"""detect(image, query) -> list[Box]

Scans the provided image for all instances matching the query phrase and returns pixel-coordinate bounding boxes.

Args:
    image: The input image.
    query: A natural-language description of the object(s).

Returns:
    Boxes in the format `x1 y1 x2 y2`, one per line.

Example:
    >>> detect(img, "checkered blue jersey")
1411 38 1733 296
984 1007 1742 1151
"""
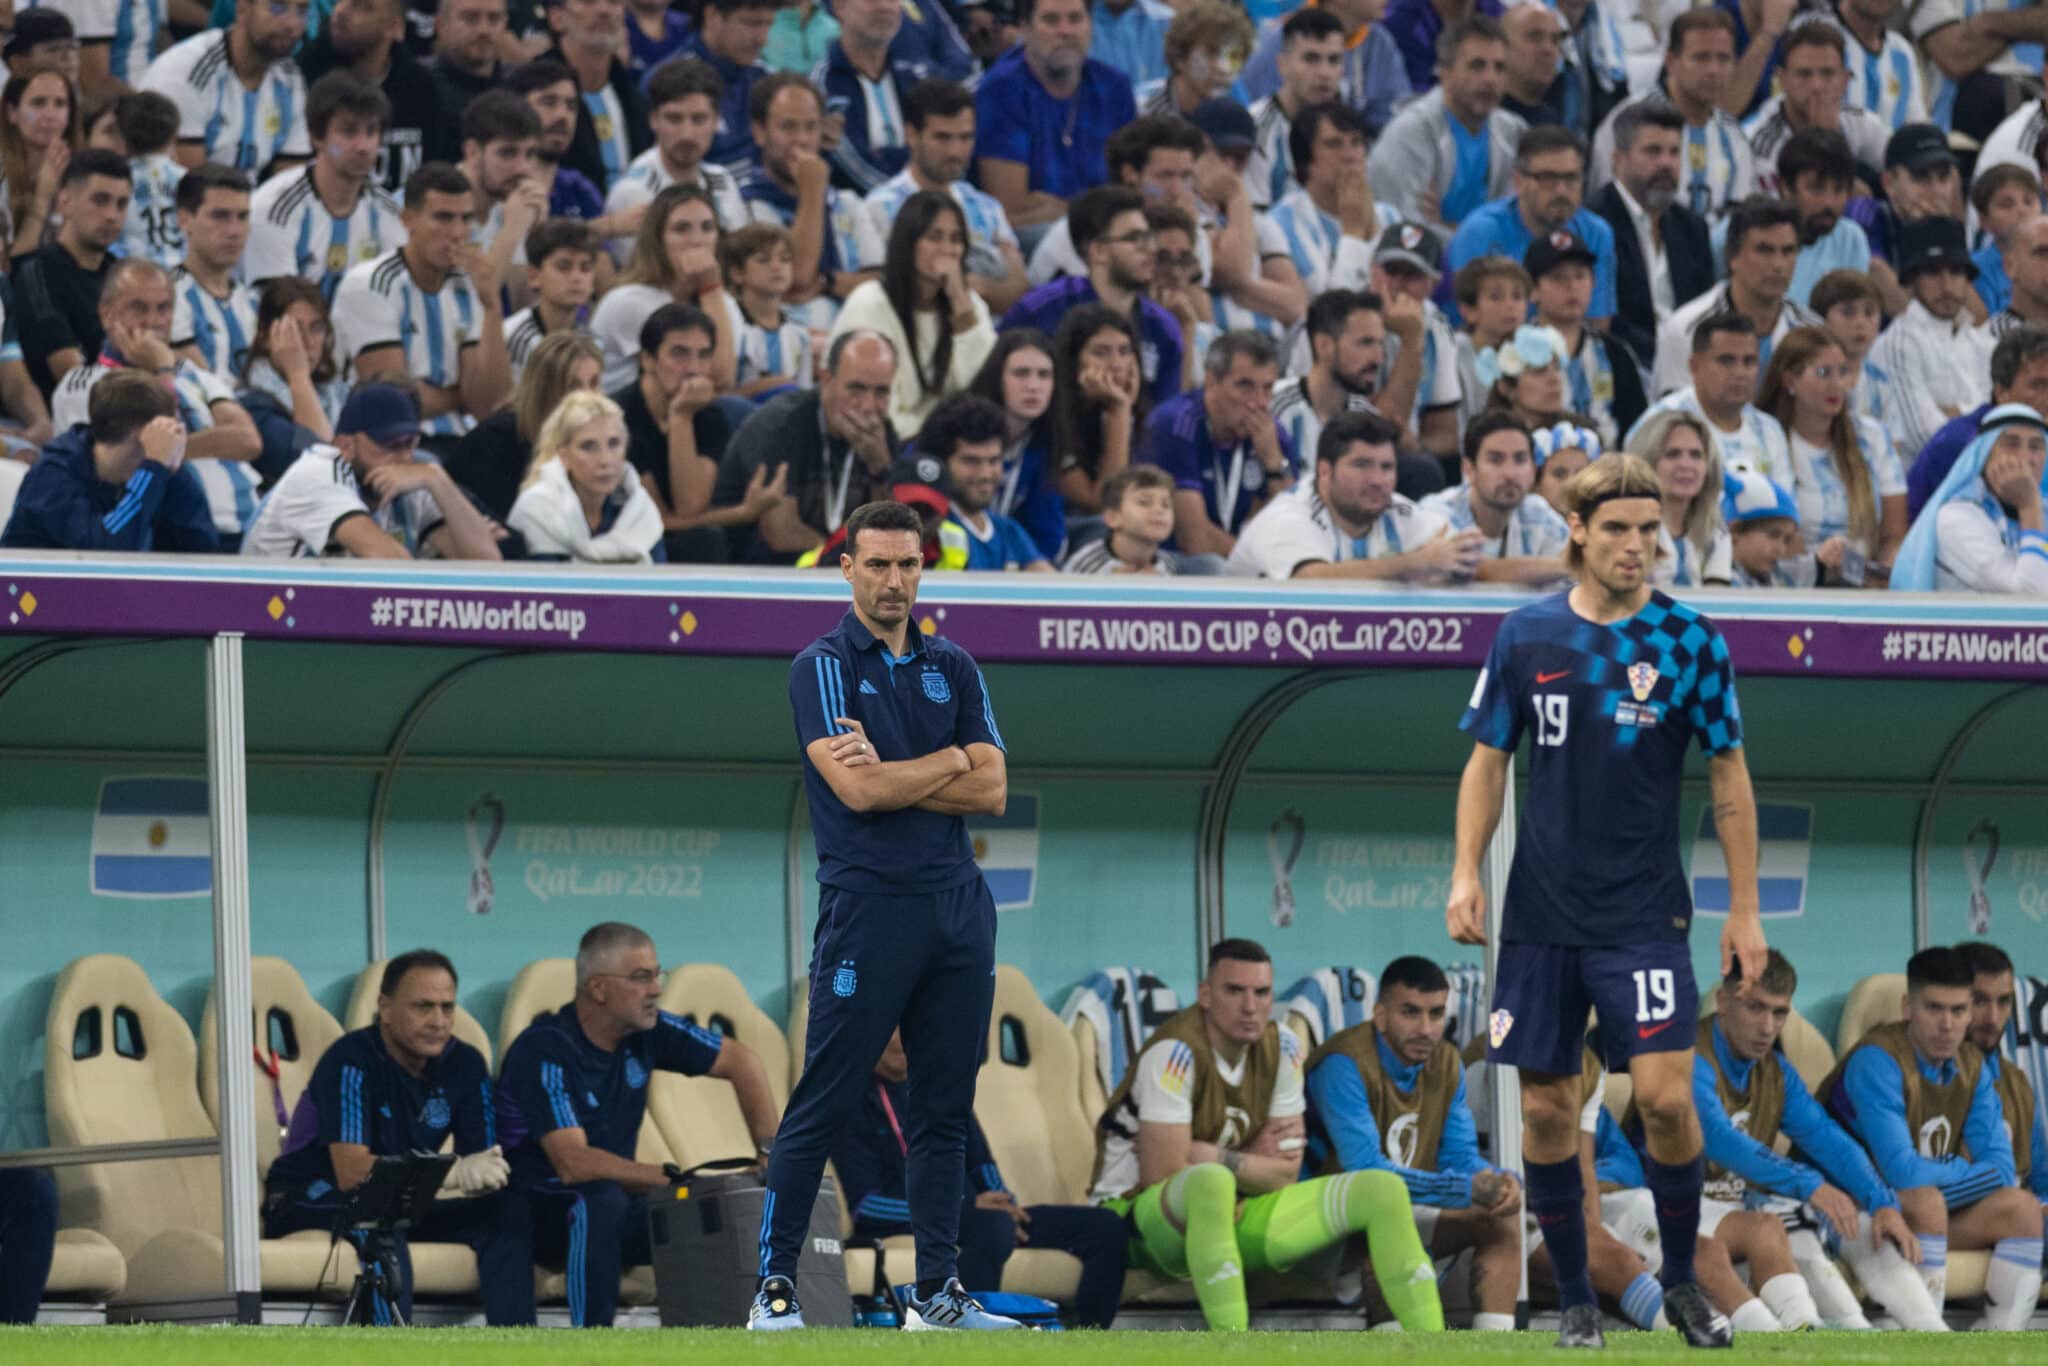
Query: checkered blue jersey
1459 589 1742 947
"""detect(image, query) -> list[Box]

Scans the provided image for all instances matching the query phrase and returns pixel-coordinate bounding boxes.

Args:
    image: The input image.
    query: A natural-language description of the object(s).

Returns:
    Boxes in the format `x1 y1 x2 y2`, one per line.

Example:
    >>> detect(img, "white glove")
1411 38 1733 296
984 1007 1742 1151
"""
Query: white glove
443 1145 510 1195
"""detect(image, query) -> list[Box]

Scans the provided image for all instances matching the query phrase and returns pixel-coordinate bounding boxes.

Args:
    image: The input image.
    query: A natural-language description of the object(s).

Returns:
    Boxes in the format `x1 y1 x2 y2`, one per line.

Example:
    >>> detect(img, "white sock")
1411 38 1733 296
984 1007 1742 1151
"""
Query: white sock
1984 1237 2044 1332
1730 1298 1783 1333
1918 1234 1948 1310
1793 1253 1870 1329
1840 1233 1948 1331
1471 1311 1516 1331
1758 1271 1823 1330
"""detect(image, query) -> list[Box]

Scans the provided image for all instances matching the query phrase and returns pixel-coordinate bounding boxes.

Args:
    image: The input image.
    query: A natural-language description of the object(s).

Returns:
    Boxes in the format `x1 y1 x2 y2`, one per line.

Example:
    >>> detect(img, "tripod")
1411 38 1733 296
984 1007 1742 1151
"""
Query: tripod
333 1151 454 1327
341 1223 411 1325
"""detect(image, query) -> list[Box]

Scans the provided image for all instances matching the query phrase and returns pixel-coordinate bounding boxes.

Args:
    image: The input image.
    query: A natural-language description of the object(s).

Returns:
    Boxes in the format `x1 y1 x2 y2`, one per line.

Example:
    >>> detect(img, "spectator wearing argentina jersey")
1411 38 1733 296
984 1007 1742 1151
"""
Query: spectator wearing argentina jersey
866 80 1027 315
740 74 885 327
55 0 166 96
814 0 934 196
1588 12 1754 225
141 0 310 176
52 258 267 543
1265 105 1383 307
677 0 779 174
1808 267 1888 429
719 222 812 395
456 89 548 284
604 58 750 257
1630 311 1793 484
537 0 650 192
503 218 598 386
1273 288 1443 501
169 165 258 381
1417 409 1570 582
244 73 405 300
297 0 457 199
240 276 351 442
115 91 188 269
1797 2 1923 132
1243 8 1344 211
1741 25 1890 202
1907 0 2045 144
1526 229 1645 447
331 162 510 443
1372 228 1465 469
1 67 81 269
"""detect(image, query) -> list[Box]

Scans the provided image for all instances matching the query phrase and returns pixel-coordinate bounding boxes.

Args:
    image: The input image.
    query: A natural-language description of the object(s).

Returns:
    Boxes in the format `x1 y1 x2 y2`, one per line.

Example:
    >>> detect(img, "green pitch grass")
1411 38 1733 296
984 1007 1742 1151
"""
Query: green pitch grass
2 1327 2042 1365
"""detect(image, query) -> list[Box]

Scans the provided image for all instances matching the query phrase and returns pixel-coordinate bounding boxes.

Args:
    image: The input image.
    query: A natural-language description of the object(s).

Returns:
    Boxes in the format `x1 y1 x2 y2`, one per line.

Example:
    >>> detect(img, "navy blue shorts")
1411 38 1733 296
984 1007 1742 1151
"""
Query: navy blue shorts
1487 941 1698 1076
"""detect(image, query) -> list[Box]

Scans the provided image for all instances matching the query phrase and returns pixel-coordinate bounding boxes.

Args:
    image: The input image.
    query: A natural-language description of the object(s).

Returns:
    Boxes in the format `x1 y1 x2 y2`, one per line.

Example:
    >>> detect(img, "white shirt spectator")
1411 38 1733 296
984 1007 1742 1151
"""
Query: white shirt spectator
330 248 486 438
1264 186 1377 298
1652 283 1818 400
1591 93 1755 222
604 151 750 246
1655 521 1733 588
1366 88 1524 230
246 164 406 298
1935 484 2048 592
1227 480 1450 577
1245 96 1297 211
1743 100 1890 195
171 266 258 380
1975 97 2048 179
142 30 310 175
508 457 664 563
1612 181 1676 326
1418 484 1571 557
1802 14 1925 130
52 359 259 535
1269 376 1381 467
241 446 444 556
1630 386 1792 482
1865 299 1994 470
51 0 166 87
589 283 676 393
1088 1027 1306 1203
865 170 1020 282
122 153 186 269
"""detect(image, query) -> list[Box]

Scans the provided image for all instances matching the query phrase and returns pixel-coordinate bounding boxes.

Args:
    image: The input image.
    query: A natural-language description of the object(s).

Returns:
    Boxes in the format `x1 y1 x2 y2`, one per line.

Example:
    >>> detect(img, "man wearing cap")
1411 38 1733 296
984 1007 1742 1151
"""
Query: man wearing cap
864 79 1028 313
1367 16 1524 232
1443 124 1615 329
239 381 504 558
1741 24 1888 198
1842 123 1966 316
1526 229 1645 443
1591 97 1713 373
4 10 81 83
1865 217 1994 468
1241 0 1411 139
1371 226 1466 465
1652 198 1815 400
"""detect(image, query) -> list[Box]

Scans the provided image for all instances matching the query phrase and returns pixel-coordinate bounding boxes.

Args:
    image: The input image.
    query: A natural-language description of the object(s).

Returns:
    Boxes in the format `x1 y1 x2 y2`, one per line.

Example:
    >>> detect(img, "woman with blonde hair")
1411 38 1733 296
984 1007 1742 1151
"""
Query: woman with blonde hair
1625 408 1732 588
1 68 79 259
444 332 605 523
1757 325 1906 586
590 184 735 391
509 390 664 563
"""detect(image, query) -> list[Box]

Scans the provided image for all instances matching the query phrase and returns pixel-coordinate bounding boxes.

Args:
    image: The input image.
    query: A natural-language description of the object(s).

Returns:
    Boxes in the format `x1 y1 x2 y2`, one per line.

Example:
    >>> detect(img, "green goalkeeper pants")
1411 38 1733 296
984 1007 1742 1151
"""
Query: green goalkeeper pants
1112 1165 1444 1332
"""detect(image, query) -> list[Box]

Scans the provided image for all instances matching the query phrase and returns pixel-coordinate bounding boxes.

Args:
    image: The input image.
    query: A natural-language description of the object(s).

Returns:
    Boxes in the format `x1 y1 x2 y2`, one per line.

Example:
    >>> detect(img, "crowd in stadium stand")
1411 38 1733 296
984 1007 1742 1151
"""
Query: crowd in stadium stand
0 0 2041 589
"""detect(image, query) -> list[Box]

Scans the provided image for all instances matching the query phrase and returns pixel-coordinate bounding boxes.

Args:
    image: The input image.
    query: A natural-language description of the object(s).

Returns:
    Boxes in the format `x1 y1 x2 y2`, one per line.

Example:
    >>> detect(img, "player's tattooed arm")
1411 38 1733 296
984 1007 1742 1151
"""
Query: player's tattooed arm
1708 749 1767 985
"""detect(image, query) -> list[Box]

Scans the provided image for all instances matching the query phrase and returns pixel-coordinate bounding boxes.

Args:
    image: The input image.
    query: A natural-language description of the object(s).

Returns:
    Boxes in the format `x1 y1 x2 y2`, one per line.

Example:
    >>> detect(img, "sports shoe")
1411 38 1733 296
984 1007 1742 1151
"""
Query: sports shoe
747 1276 805 1330
1664 1282 1734 1348
903 1278 1024 1331
1556 1302 1606 1348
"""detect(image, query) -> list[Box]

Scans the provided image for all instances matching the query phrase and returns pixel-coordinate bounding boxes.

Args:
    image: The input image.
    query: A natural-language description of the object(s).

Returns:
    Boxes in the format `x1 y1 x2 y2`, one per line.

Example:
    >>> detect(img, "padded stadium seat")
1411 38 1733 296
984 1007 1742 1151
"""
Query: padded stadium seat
1776 1008 1835 1092
343 960 495 1068
199 957 345 1180
648 963 790 1173
44 1228 127 1302
1835 974 1908 1057
44 954 359 1303
498 957 671 1310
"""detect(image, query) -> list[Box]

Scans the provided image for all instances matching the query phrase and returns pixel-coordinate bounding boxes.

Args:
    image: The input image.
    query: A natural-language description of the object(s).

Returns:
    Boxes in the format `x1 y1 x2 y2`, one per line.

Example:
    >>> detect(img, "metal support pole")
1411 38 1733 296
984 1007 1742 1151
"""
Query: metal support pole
207 633 261 1323
1480 762 1529 1321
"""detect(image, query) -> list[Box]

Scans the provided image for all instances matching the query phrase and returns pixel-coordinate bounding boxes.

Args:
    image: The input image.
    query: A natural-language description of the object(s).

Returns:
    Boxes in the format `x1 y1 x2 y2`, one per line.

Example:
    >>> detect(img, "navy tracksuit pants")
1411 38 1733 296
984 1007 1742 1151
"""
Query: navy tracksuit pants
0 1168 57 1323
761 879 997 1287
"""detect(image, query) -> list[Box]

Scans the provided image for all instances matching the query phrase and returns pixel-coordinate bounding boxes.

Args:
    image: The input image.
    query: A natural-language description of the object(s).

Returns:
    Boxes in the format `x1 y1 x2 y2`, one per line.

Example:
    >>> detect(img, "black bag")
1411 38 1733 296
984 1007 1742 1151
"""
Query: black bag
647 1161 852 1327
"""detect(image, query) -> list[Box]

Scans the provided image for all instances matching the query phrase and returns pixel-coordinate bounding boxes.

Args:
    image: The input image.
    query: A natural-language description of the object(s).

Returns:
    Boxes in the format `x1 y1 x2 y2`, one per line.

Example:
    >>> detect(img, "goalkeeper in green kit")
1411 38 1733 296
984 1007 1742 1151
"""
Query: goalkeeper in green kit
1089 939 1444 1331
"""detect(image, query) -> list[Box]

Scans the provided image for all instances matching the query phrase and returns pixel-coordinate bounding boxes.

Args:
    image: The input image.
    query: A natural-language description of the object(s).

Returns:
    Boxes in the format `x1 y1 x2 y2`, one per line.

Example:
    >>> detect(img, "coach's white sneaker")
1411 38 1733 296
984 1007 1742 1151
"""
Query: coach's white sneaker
903 1278 1024 1330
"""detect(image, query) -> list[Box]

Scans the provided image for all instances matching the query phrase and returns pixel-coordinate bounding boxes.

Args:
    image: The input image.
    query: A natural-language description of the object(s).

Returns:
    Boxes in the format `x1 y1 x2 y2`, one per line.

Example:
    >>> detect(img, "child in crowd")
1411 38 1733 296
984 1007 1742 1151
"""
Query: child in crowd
718 223 813 397
505 220 601 388
1531 420 1599 520
1062 464 1184 574
117 91 185 269
1970 164 2043 317
1454 258 1533 434
1723 471 1816 587
1809 270 1889 427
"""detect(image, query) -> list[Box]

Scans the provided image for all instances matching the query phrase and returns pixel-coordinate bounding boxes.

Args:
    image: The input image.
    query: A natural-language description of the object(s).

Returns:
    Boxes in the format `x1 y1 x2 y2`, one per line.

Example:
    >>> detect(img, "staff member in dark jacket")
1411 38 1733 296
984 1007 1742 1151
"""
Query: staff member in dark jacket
1591 98 1713 381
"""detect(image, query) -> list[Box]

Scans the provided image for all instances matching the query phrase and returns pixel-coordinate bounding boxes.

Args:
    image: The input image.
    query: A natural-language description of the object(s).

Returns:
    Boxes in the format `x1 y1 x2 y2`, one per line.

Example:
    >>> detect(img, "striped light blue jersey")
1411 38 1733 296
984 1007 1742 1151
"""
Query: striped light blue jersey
32 0 165 88
1245 96 1296 210
1785 418 1905 544
1813 16 1926 129
602 152 750 255
245 164 407 300
331 248 484 438
1419 485 1571 559
862 170 1019 281
121 154 186 268
582 86 632 187
722 293 814 388
50 358 259 535
1264 187 1376 297
171 267 258 380
1910 0 2043 129
1211 210 1298 340
142 31 310 175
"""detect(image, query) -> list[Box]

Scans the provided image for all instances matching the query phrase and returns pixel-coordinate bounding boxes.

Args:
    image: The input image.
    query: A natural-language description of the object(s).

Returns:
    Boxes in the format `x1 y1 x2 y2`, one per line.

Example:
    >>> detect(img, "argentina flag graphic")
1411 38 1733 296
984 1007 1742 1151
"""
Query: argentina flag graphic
91 777 212 898
967 792 1039 911
1691 802 1811 918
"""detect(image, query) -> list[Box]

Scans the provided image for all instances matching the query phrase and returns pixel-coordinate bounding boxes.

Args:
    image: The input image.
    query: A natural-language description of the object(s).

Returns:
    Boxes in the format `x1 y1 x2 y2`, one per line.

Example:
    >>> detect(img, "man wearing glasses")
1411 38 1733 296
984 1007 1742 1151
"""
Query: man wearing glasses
1441 124 1617 330
493 920 783 1327
239 381 502 558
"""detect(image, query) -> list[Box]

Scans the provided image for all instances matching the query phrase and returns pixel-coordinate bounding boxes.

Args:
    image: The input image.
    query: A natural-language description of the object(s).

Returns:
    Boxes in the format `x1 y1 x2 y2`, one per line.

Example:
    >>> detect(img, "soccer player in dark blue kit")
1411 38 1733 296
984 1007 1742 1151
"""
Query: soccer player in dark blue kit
1446 453 1769 1349
263 949 513 1325
751 498 1018 1332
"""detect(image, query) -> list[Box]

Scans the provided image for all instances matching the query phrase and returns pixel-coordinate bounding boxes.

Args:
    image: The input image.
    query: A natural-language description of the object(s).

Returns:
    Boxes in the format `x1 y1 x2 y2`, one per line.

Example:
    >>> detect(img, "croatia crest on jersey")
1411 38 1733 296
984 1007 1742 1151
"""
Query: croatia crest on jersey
1627 661 1659 702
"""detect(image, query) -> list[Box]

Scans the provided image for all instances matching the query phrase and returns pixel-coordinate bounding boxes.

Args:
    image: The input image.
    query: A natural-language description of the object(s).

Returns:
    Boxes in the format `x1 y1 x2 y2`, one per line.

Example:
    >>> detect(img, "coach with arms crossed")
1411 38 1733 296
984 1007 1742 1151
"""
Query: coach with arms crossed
752 499 1017 1332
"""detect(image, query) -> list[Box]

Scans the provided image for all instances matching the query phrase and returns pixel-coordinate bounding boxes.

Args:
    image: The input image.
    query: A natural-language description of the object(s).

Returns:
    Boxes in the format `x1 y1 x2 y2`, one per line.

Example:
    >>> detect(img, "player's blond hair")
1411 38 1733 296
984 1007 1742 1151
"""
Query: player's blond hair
1562 454 1664 574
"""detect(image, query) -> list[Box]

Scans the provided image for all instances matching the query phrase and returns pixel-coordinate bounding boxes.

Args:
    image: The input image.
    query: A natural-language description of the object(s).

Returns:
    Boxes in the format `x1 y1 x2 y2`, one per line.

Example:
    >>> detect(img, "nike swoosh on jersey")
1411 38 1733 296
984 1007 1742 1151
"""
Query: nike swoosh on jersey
1637 1021 1675 1039
1536 670 1571 684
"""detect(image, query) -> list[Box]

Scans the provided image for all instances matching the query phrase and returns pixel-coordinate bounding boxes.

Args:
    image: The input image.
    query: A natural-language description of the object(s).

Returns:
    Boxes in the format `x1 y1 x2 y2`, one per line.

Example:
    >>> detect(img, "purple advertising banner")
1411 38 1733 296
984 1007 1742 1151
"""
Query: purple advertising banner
1 557 2045 682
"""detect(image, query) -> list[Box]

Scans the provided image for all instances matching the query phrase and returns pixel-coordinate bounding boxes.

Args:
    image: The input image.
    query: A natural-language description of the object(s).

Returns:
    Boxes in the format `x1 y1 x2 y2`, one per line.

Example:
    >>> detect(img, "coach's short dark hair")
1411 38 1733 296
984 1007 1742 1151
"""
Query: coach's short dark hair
462 88 540 149
63 147 131 190
1907 946 1973 994
1208 938 1271 973
1318 410 1401 466
1723 947 1797 996
904 78 974 129
1380 956 1449 996
404 161 472 210
1690 309 1757 355
1463 409 1532 465
919 393 1009 462
646 56 724 111
307 70 390 142
1955 941 2016 981
88 369 176 446
174 163 250 216
843 500 925 555
381 949 459 998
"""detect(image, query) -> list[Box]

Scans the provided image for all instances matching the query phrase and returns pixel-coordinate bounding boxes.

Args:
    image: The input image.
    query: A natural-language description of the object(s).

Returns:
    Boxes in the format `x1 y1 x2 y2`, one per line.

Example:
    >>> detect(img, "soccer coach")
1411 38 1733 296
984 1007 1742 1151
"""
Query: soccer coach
751 499 1019 1332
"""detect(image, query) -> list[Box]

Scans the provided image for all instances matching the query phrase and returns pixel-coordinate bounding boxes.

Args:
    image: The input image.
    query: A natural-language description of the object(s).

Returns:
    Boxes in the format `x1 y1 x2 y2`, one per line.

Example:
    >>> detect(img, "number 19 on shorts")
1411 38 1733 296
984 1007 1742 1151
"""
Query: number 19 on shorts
1633 969 1676 1022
